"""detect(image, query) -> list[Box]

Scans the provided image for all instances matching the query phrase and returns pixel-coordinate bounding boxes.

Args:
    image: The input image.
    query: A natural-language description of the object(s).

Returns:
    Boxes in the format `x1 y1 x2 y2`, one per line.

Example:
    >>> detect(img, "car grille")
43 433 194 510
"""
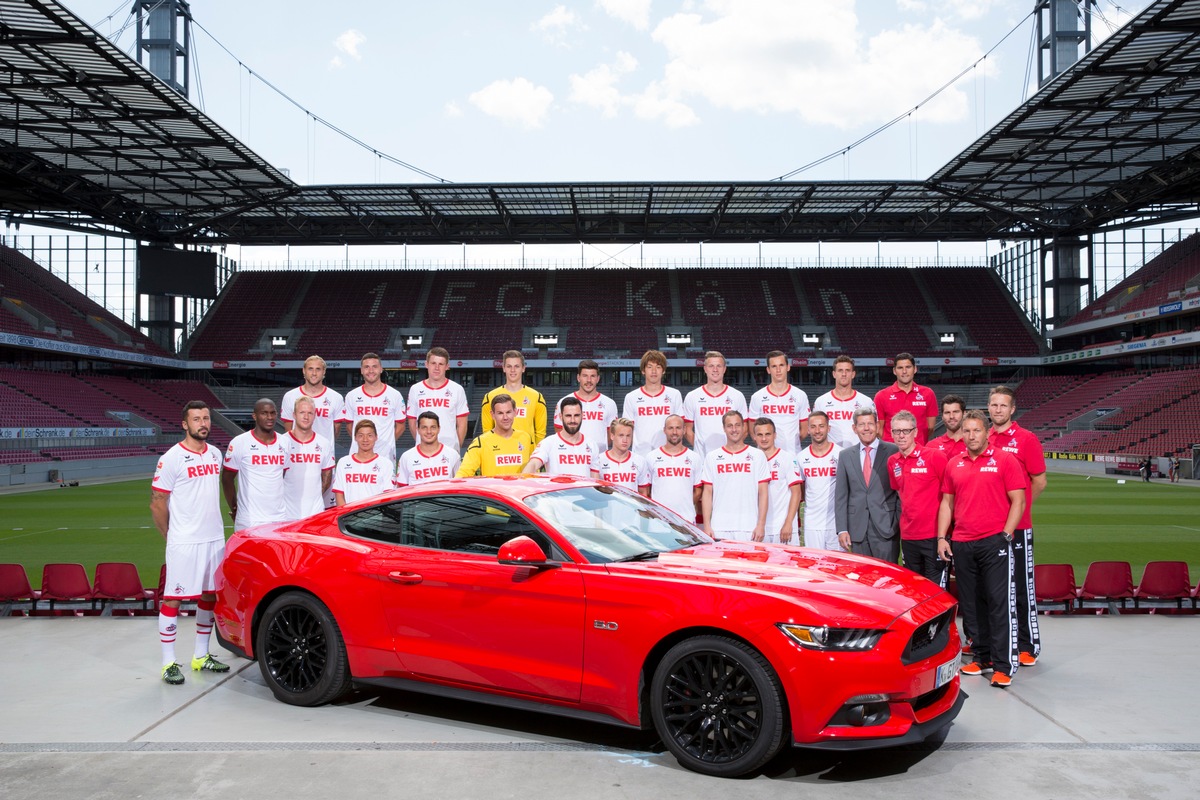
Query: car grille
900 608 954 665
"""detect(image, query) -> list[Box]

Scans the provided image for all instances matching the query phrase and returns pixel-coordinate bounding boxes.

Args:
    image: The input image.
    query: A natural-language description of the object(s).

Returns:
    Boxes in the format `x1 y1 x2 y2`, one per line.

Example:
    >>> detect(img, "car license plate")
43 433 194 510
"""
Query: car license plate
935 657 958 688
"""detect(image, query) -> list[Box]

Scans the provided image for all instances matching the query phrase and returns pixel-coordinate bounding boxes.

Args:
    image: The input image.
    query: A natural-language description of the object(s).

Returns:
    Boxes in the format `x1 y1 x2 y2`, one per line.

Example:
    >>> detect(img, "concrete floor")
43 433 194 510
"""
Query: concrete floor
1 613 1197 799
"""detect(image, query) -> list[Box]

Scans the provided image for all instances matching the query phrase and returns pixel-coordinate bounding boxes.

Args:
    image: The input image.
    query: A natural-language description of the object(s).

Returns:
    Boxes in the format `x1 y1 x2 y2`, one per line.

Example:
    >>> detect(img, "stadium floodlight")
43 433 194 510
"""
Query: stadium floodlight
533 333 559 346
666 332 692 345
405 334 423 347
801 332 822 345
939 332 956 344
271 335 289 347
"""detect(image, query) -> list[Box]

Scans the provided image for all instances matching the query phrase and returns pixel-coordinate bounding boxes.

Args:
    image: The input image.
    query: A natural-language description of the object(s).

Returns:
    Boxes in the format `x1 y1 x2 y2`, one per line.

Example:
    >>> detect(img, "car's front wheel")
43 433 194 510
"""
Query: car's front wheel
257 591 350 706
650 635 786 777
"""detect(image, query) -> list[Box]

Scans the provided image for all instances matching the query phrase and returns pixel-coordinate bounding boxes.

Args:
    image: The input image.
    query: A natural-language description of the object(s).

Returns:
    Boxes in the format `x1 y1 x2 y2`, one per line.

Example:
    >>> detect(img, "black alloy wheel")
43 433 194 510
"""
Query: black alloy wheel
257 591 350 706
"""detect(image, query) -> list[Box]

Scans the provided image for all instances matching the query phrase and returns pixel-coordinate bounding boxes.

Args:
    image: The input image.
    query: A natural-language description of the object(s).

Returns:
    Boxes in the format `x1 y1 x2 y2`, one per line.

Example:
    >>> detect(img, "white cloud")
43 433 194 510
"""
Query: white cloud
569 51 638 117
469 78 555 129
533 5 583 45
444 101 464 118
896 0 997 20
329 56 345 70
629 80 699 127
333 29 367 61
597 0 652 30
645 0 992 129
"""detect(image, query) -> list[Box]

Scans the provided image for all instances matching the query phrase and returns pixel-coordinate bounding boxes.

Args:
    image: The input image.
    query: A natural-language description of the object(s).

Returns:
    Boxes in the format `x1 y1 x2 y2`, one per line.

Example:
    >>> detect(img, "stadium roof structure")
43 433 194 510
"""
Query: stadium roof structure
2 0 1200 246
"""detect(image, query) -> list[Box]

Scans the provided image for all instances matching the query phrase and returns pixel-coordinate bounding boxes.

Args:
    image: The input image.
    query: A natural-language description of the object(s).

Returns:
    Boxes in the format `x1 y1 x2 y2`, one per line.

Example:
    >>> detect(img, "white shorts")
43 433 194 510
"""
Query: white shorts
164 540 226 600
804 528 844 552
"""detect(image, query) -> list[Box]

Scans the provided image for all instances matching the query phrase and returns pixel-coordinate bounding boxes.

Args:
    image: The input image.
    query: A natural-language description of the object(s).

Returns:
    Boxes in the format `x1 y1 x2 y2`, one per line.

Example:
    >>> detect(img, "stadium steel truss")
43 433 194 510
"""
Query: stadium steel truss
2 0 1200 246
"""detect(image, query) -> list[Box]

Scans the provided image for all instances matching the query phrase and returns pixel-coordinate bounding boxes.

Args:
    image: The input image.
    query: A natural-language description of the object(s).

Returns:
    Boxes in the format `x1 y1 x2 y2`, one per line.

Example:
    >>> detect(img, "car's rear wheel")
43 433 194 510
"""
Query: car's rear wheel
257 591 350 706
650 635 786 777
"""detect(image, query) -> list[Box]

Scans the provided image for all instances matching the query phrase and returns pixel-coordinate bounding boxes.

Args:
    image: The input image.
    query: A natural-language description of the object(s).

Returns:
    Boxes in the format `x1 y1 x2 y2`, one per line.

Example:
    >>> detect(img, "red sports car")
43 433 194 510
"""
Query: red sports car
215 475 962 777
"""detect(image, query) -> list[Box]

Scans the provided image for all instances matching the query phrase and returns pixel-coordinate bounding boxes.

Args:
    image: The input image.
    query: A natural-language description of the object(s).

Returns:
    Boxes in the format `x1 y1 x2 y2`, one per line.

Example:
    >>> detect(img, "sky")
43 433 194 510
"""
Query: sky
43 0 1151 268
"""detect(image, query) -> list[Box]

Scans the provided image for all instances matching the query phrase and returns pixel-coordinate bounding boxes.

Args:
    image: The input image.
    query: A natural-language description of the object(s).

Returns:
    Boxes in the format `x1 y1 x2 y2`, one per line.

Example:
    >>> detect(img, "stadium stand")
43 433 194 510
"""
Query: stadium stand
1066 234 1200 325
920 268 1043 356
0 245 170 357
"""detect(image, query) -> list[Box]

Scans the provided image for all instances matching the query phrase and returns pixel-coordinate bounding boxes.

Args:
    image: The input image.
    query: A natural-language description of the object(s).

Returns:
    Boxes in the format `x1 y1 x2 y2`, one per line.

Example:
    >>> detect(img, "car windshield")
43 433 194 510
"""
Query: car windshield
524 485 710 563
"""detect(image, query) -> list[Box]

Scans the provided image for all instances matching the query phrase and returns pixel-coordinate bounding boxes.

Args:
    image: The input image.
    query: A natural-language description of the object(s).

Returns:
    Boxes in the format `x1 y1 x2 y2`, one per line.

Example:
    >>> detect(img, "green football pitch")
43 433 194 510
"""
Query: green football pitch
0 473 1197 589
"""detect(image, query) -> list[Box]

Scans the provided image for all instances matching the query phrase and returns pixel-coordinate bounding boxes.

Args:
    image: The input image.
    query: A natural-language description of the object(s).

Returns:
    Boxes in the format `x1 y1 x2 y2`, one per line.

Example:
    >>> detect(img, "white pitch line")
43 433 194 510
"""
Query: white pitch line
1173 525 1200 532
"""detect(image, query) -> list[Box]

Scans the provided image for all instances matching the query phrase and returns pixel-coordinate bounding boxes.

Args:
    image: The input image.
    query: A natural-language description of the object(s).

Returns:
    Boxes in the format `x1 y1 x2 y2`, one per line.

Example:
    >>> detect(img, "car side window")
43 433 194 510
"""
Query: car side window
399 496 563 559
339 502 405 545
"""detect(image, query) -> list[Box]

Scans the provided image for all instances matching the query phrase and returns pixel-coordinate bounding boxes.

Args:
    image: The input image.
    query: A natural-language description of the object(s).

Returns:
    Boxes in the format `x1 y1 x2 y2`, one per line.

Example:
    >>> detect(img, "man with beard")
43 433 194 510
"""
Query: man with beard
150 401 230 685
280 355 343 447
646 415 703 522
797 411 842 551
222 398 289 533
554 359 618 447
929 394 967 458
524 395 599 478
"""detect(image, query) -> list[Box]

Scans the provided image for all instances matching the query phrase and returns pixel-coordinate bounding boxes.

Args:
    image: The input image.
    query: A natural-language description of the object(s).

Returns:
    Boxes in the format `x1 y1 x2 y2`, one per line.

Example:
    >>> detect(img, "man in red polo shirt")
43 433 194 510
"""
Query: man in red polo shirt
928 394 967 458
887 410 948 586
937 410 1026 689
989 385 1048 668
875 353 938 445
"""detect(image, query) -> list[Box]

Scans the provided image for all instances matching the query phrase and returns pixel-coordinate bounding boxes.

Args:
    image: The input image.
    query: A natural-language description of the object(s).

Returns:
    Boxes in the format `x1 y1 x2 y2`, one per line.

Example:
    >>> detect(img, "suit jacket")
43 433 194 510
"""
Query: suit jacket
834 440 900 543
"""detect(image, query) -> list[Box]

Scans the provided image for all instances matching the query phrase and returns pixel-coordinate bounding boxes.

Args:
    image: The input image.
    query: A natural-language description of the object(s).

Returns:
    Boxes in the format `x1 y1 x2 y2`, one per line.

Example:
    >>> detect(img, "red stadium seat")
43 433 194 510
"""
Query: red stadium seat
0 564 40 616
1077 561 1135 615
38 563 97 615
1134 561 1193 613
93 562 155 616
1033 564 1077 614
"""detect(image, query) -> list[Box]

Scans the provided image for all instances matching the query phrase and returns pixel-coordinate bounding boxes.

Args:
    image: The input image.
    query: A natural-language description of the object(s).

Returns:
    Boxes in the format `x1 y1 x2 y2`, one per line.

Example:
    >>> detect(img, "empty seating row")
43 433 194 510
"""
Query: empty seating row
1034 561 1198 614
0 562 165 616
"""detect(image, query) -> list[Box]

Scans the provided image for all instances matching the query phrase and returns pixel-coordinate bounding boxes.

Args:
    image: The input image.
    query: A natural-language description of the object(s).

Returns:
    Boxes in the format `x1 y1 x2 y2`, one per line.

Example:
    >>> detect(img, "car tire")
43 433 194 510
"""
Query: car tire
257 591 350 707
650 635 786 777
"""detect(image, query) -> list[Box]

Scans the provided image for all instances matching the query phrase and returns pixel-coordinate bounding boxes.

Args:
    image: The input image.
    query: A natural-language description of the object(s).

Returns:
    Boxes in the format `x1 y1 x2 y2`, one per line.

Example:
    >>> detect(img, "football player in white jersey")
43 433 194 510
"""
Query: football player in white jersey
683 351 748 459
221 398 290 533
701 411 769 541
623 349 683 457
525 396 599 478
797 410 843 551
282 396 334 519
554 359 618 447
406 347 469 452
748 350 810 454
150 401 230 685
280 355 344 446
595 417 651 496
334 420 395 505
338 352 406 463
812 355 868 448
646 415 703 523
396 411 462 487
752 418 802 544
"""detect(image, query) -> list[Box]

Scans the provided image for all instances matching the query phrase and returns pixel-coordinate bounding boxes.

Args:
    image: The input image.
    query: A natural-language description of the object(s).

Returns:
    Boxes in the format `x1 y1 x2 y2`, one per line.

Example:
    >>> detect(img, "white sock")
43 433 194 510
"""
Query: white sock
194 607 215 660
159 609 179 667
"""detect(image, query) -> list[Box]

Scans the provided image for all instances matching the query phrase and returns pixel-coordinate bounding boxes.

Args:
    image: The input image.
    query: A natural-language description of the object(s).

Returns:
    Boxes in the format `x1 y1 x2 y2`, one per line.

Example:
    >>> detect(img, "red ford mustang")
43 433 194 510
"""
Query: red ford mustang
215 475 963 777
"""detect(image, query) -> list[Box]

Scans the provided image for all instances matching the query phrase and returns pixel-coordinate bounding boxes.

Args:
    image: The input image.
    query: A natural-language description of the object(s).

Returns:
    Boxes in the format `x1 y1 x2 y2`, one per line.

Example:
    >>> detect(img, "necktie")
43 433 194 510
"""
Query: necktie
862 446 872 487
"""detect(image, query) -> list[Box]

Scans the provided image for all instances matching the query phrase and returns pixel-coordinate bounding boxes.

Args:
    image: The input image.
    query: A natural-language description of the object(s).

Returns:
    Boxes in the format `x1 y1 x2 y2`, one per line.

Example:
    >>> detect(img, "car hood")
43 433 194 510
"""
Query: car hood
605 541 948 626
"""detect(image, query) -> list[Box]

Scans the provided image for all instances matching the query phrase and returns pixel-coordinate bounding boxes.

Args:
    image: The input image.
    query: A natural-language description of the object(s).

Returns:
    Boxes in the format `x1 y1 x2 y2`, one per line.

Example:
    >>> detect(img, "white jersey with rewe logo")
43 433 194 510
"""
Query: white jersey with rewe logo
749 385 811 454
622 385 683 457
761 447 802 539
280 386 344 445
395 444 461 487
531 432 598 477
683 385 748 459
811 390 868 448
282 431 334 520
646 447 702 521
339 384 405 461
224 431 290 531
701 445 770 536
554 392 618 448
333 453 394 505
595 451 650 492
406 379 469 452
151 442 224 544
798 442 842 534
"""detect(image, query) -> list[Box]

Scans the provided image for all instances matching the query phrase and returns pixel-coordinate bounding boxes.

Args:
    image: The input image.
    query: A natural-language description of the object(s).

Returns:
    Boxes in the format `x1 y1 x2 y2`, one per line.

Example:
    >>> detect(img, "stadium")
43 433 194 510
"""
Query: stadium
2 0 1199 794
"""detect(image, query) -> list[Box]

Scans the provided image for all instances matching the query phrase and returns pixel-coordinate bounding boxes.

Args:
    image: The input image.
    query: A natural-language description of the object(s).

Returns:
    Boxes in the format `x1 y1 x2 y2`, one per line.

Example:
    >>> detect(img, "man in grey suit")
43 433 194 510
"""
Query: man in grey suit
835 406 900 562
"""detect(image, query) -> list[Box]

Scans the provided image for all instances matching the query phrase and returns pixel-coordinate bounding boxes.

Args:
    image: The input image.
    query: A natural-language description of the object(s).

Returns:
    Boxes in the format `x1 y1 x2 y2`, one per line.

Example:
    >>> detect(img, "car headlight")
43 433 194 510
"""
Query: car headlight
778 623 885 651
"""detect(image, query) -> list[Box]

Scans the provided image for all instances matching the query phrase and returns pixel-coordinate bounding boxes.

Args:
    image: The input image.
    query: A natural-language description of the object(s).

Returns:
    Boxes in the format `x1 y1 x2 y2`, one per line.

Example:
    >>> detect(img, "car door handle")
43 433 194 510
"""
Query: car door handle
388 571 423 585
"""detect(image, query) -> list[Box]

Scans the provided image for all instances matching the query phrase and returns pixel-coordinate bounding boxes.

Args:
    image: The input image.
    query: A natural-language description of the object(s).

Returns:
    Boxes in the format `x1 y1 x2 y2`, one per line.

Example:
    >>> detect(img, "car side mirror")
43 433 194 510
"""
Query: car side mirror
498 536 557 568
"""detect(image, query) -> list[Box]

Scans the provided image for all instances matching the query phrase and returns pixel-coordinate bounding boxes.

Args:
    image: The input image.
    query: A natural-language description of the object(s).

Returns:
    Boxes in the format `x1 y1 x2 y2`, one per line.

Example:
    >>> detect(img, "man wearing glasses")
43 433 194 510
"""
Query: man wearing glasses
887 410 949 585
